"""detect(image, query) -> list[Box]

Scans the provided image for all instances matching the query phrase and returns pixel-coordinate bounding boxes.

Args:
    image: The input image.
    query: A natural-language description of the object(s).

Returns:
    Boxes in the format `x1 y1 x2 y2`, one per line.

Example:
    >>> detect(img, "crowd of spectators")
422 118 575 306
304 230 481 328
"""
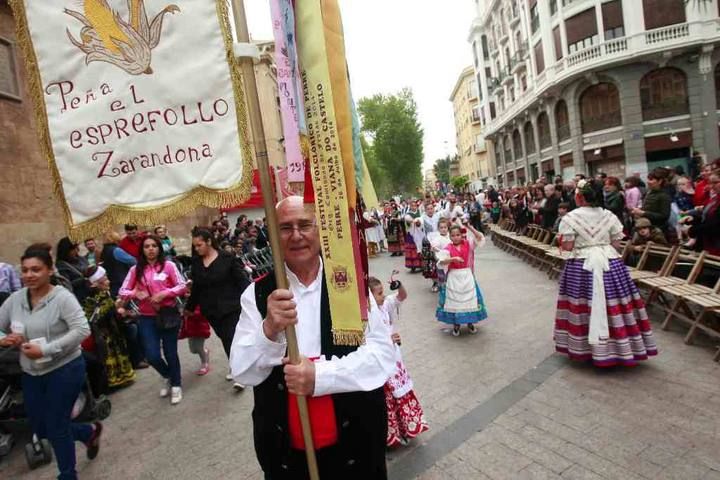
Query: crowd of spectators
471 158 720 256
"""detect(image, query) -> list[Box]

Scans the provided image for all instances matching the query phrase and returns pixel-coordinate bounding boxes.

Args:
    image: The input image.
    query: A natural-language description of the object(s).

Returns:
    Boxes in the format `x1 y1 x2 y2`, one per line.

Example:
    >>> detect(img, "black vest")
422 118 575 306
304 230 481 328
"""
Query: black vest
252 273 387 480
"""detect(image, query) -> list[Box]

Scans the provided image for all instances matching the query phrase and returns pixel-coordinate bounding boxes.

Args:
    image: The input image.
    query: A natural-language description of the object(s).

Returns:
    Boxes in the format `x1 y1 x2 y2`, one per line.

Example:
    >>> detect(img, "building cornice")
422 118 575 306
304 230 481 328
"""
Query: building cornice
449 66 477 102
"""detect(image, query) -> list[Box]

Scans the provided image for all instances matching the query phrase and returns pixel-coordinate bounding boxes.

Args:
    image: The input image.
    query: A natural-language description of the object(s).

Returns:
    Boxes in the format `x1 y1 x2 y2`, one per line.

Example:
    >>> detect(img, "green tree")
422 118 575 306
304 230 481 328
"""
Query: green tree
358 89 424 197
360 135 388 199
450 175 469 192
433 155 453 185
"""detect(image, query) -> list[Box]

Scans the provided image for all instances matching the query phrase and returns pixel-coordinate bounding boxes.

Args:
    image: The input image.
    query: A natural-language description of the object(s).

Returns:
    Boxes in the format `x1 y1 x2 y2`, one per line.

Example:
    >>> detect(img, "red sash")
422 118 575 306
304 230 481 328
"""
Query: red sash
287 358 338 450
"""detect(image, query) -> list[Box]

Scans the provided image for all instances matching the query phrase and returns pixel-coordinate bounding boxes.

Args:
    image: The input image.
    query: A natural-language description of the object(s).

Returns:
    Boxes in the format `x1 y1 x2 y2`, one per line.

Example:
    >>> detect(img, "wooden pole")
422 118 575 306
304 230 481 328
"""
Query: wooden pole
229 2 320 479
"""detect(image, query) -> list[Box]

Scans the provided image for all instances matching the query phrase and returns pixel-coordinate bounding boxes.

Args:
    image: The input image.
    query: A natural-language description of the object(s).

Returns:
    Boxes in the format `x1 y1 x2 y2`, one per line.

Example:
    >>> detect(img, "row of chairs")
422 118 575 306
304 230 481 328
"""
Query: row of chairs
631 246 720 359
239 247 274 280
488 220 570 279
488 220 720 361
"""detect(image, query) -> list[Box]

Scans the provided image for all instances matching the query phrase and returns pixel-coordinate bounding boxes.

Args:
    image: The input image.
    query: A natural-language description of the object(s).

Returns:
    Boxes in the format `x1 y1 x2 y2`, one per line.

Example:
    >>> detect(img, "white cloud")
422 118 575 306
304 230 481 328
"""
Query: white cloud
244 0 474 172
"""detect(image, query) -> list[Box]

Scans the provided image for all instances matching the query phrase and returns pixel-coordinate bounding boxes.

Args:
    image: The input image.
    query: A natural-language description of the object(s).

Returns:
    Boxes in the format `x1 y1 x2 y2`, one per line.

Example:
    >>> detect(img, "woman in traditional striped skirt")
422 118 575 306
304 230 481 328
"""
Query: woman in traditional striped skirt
386 207 405 257
555 180 658 367
404 201 424 272
420 203 441 290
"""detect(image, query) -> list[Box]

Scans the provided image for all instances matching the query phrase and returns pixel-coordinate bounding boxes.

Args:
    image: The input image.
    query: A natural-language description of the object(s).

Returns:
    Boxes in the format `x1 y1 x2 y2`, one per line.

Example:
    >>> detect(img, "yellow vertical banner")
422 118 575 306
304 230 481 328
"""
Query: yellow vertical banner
296 0 364 345
322 0 356 210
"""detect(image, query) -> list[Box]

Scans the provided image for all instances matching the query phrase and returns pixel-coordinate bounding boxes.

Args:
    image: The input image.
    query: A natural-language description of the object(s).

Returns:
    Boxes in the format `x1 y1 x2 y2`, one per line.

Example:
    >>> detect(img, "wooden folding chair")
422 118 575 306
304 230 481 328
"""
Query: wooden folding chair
639 248 699 309
659 252 716 331
634 245 680 289
681 291 720 346
627 243 657 281
530 230 556 271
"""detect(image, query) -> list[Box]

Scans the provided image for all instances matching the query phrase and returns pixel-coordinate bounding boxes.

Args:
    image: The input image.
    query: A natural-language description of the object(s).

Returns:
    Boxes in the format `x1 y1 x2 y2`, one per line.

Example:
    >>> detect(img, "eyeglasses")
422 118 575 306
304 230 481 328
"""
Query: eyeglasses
278 221 317 237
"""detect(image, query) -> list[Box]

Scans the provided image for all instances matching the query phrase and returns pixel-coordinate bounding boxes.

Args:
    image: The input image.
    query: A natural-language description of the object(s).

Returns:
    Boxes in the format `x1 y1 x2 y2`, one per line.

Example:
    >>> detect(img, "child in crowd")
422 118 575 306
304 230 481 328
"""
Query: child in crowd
368 276 428 448
672 176 696 246
436 222 488 336
490 201 501 224
552 203 570 234
154 225 176 257
179 306 211 375
428 218 452 292
631 217 668 251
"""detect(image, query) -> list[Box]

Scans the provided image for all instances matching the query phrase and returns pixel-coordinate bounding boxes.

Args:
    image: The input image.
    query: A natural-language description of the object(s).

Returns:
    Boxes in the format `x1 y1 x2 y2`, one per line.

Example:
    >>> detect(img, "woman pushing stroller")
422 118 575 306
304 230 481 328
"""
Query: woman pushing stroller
0 247 102 480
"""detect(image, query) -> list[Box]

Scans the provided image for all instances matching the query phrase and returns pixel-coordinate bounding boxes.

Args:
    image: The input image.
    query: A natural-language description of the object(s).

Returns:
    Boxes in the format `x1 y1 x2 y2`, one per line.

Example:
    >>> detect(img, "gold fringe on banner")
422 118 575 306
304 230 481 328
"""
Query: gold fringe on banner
8 0 254 242
332 330 366 347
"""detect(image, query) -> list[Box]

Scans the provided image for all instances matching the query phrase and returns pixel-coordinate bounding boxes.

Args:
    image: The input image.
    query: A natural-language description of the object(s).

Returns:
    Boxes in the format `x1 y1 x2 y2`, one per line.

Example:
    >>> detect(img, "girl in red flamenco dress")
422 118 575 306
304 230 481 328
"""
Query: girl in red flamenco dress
369 275 429 448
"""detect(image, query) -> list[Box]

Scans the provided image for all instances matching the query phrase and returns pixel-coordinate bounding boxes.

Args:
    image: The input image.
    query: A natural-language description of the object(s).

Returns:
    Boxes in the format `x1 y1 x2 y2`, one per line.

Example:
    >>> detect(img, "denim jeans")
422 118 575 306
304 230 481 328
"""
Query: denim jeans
137 316 181 387
22 355 94 480
122 320 144 367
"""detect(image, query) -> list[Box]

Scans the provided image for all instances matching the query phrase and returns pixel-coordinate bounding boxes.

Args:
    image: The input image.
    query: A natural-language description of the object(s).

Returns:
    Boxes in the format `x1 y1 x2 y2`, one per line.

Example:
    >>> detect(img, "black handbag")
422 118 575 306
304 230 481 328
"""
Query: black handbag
155 306 182 330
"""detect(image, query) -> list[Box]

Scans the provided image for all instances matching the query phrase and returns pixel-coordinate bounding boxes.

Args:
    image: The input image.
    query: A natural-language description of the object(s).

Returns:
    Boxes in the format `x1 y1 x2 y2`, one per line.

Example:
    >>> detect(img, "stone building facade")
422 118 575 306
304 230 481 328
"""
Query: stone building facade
470 0 720 187
450 66 493 192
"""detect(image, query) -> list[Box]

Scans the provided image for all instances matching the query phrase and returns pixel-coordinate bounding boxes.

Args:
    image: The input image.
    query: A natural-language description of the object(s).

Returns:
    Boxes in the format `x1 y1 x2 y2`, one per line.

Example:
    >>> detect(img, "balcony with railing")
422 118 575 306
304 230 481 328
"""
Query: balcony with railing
501 69 514 85
510 49 527 74
481 19 720 137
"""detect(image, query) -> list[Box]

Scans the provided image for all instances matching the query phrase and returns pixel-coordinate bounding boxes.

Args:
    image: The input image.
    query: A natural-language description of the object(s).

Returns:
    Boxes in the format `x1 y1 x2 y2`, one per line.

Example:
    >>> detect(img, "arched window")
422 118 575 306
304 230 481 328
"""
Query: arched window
504 135 513 162
537 112 552 149
512 129 523 159
493 139 502 167
555 100 570 141
716 63 720 110
580 82 621 133
524 122 536 155
640 67 688 121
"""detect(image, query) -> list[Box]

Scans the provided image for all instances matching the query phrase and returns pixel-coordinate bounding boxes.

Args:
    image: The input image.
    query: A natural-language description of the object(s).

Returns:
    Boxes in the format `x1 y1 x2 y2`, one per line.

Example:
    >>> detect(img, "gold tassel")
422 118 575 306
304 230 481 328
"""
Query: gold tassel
8 0 255 242
332 329 365 347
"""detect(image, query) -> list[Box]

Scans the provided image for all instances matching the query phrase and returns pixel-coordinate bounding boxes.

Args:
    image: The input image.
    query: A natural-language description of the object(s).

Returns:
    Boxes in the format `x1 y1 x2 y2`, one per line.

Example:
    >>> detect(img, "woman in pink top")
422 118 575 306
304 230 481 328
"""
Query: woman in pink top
624 176 642 211
119 235 187 404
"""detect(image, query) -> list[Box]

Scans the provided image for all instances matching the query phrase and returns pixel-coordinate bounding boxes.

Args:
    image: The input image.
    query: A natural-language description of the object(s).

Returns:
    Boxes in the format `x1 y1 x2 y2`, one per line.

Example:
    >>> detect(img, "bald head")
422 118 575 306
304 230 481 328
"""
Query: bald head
276 196 314 222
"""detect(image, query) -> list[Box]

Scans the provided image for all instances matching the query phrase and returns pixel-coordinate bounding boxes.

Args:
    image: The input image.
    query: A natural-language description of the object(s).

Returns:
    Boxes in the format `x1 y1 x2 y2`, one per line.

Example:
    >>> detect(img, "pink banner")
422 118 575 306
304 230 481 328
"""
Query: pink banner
270 0 304 182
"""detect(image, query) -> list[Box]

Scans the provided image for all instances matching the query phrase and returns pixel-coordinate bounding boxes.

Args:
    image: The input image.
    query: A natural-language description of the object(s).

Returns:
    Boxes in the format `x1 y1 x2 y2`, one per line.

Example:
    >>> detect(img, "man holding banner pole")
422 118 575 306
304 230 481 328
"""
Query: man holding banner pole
229 196 394 479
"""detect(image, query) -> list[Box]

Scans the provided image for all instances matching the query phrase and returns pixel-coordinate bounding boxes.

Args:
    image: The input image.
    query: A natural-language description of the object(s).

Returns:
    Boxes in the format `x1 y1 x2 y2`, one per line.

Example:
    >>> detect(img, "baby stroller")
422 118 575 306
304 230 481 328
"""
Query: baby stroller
0 340 111 469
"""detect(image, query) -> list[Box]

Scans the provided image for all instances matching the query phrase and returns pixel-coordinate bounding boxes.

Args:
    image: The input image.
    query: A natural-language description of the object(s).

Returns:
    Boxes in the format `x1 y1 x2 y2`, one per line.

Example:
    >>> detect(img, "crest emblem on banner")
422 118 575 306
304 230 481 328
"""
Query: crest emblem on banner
331 266 351 291
65 1 180 75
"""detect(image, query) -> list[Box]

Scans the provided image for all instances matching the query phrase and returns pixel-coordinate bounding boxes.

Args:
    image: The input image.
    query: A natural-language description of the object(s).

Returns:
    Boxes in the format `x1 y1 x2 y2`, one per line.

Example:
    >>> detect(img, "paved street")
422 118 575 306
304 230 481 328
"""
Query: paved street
2 242 720 479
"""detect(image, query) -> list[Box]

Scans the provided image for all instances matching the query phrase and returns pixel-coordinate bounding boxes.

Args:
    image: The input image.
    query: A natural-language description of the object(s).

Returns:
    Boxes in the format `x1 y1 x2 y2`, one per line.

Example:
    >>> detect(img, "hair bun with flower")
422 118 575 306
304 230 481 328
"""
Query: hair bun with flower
575 179 592 196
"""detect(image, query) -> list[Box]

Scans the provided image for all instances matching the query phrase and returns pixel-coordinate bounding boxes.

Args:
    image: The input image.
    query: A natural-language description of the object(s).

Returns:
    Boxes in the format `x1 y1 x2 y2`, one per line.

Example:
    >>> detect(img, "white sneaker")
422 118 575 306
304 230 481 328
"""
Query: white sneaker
170 387 182 405
159 379 170 398
233 382 245 391
225 373 233 381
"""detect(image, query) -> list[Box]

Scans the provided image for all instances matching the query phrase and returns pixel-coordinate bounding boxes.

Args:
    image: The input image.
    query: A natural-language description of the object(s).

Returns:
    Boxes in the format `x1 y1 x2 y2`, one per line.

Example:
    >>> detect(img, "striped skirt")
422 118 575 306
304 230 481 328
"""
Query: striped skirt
404 234 422 269
421 239 437 279
554 258 658 367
